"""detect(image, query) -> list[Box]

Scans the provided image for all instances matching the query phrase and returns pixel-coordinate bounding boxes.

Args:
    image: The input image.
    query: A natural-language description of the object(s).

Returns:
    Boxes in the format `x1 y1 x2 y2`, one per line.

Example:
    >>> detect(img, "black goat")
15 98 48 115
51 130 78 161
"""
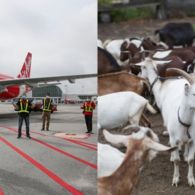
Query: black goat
155 22 195 48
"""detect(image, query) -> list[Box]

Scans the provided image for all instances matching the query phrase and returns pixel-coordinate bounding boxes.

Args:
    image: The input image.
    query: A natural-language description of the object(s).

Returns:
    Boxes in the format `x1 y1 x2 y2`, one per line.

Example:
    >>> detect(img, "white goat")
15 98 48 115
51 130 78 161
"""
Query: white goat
98 91 156 130
98 129 174 195
105 38 144 66
137 57 195 186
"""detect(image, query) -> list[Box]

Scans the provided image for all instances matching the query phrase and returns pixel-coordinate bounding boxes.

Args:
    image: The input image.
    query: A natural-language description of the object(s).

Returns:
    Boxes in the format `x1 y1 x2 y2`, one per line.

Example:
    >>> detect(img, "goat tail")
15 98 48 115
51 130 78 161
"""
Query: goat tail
146 102 157 114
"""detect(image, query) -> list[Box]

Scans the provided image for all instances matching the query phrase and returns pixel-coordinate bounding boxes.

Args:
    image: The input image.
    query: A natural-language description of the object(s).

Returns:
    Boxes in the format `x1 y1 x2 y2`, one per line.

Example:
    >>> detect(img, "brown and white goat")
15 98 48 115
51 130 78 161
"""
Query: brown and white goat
98 129 175 195
130 48 195 76
98 71 150 97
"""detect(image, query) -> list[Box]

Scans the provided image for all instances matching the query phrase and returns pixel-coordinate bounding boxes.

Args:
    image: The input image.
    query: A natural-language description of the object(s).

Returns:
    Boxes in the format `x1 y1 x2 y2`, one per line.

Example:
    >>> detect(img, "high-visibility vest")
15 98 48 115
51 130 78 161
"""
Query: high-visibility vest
19 99 29 113
84 102 93 112
43 98 52 112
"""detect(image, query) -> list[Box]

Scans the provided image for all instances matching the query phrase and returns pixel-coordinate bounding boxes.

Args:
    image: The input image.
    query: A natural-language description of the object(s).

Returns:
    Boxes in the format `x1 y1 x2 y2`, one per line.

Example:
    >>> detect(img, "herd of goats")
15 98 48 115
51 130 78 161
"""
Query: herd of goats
97 22 195 194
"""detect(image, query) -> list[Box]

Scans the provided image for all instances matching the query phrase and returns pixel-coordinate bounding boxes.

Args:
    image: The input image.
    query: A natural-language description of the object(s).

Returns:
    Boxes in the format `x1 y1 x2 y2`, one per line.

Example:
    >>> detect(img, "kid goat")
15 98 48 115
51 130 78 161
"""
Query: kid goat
98 129 174 195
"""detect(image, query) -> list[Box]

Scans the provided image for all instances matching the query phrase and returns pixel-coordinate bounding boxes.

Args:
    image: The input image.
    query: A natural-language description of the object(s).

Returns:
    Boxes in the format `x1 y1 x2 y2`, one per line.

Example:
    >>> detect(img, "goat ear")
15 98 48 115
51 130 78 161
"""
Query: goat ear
184 83 190 96
103 130 130 147
145 138 177 152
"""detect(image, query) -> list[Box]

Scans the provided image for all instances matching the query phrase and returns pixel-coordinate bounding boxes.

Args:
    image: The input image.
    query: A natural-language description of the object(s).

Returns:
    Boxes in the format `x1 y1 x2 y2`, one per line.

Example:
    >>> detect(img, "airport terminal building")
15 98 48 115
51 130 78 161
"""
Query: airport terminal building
28 86 96 104
32 86 63 97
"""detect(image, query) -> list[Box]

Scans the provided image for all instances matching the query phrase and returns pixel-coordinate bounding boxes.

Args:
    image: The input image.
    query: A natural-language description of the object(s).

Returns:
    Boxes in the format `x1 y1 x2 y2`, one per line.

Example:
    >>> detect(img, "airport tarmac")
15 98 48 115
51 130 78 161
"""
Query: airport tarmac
0 103 97 195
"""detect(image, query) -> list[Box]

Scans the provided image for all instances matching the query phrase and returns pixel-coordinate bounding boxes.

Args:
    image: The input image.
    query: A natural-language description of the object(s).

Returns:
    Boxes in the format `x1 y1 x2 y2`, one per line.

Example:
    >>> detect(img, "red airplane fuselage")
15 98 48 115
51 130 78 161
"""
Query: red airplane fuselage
0 74 20 100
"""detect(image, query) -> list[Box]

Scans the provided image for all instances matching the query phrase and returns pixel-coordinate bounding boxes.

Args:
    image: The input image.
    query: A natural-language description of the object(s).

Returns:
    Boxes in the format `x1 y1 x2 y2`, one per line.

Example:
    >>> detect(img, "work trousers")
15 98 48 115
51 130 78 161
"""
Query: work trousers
42 111 51 130
18 114 30 137
85 115 92 132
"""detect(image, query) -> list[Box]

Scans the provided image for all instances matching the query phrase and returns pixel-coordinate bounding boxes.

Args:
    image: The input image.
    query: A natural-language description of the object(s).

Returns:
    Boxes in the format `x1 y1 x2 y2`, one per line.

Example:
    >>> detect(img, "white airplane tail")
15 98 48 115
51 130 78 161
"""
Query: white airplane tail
17 52 32 78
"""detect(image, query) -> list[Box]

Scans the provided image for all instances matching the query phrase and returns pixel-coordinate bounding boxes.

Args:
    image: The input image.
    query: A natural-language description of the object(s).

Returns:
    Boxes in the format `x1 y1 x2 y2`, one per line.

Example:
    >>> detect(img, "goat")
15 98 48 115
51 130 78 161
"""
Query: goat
98 71 151 127
141 37 168 50
131 48 195 76
120 38 143 62
152 56 195 77
97 91 156 130
155 22 195 48
98 126 160 177
98 71 149 97
104 39 129 66
98 129 175 195
120 37 167 64
153 48 195 65
136 57 195 186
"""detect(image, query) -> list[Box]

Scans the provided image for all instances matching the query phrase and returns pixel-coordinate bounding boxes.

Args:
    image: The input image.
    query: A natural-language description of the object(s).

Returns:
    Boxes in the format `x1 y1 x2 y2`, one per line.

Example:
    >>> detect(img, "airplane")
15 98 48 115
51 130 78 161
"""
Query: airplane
0 52 97 101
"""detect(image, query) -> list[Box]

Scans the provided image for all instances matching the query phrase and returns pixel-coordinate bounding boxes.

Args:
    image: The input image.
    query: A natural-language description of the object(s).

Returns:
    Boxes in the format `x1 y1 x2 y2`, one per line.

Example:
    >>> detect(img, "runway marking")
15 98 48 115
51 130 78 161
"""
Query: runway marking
32 138 97 169
63 136 97 147
31 129 97 148
0 136 83 195
69 139 97 149
30 131 47 136
0 125 96 151
0 187 4 195
1 126 97 169
62 138 97 151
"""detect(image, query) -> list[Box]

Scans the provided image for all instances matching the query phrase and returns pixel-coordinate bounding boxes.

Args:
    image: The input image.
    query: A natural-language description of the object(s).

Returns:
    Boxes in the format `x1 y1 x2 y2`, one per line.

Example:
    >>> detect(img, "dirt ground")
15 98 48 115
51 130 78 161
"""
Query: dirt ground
98 17 195 41
98 17 195 195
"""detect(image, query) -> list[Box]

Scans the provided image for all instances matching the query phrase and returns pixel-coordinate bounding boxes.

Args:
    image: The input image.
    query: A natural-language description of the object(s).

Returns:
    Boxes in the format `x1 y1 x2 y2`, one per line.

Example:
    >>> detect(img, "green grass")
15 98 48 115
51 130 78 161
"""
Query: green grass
110 7 154 22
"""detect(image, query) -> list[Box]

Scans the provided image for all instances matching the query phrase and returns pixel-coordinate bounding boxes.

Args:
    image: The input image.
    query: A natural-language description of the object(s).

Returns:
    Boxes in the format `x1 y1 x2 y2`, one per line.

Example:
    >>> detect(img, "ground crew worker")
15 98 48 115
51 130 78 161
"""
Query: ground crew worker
41 94 53 131
15 95 33 139
81 98 96 134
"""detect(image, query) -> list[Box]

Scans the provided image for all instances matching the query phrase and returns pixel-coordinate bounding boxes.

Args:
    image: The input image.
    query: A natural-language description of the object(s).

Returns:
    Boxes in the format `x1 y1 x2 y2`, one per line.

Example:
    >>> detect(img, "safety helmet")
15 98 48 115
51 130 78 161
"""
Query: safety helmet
21 95 27 99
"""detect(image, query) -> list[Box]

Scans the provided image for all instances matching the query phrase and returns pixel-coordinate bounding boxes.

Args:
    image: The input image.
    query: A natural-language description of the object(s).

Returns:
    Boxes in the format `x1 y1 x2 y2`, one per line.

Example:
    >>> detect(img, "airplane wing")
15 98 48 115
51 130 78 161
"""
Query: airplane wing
0 73 97 87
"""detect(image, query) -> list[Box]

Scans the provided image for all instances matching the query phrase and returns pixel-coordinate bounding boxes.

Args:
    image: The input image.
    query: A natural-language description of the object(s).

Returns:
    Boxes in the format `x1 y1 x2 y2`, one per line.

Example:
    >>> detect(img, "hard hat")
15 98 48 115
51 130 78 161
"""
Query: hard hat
22 95 27 99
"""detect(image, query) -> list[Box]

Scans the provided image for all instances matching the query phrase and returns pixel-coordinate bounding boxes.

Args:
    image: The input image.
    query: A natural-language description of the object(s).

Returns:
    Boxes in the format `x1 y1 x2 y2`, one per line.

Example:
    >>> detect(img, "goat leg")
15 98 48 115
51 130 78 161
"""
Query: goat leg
187 160 195 186
187 143 195 186
172 160 180 187
140 113 151 127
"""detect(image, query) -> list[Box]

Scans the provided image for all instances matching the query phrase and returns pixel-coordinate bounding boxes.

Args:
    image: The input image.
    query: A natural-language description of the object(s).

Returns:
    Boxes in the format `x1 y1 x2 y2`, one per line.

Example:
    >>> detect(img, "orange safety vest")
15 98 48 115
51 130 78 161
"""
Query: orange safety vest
84 102 93 112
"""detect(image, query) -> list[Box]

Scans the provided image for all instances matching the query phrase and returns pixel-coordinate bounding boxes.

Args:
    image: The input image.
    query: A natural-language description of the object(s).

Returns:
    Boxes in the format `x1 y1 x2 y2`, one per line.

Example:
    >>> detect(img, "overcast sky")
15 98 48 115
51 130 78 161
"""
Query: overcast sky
0 0 97 94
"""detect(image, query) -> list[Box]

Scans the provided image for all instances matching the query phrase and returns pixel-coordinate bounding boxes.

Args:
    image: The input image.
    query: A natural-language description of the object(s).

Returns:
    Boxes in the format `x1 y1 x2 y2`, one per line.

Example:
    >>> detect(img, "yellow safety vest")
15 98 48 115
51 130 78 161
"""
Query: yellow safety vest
19 99 29 113
84 102 93 112
43 98 52 112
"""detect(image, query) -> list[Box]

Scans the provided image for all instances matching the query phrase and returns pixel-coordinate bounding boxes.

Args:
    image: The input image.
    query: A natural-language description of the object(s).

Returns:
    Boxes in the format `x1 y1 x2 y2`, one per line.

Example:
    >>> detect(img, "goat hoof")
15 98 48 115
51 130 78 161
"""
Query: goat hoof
188 177 195 187
172 177 179 187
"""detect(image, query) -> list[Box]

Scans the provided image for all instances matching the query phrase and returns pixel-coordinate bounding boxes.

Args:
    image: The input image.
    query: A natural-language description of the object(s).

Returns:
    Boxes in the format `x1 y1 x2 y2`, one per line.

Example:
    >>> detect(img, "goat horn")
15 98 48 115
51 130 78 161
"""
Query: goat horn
166 68 194 84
